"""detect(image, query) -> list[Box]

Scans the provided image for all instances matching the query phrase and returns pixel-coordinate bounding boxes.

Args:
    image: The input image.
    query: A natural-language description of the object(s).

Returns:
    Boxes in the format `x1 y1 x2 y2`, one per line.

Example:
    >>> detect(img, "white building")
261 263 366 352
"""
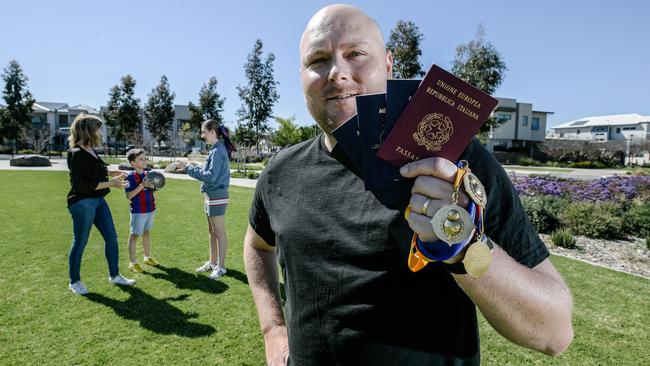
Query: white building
547 114 650 142
548 114 650 166
29 102 106 146
485 97 553 153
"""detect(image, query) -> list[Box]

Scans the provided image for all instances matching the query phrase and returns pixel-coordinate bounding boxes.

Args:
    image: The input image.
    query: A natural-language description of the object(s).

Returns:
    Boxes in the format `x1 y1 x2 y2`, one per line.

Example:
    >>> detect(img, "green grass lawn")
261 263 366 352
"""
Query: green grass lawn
0 171 648 365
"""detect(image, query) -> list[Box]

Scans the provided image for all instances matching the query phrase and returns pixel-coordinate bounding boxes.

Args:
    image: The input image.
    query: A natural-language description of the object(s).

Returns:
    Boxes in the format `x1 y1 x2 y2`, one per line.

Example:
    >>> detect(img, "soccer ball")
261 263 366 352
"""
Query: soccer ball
145 171 166 190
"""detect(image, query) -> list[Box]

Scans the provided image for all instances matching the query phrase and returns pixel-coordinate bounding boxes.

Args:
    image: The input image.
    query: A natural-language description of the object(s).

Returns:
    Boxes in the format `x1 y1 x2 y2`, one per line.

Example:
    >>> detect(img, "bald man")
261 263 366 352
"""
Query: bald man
244 4 573 365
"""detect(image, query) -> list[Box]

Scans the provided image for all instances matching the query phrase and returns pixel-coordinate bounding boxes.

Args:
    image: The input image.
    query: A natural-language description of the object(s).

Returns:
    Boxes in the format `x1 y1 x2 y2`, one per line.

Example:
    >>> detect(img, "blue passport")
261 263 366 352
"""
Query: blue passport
356 93 413 195
331 115 361 172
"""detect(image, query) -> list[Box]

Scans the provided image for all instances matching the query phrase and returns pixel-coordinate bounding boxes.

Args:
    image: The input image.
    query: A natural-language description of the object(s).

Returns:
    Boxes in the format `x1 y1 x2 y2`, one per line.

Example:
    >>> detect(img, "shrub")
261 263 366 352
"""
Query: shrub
247 171 260 179
521 196 569 234
517 157 542 166
622 204 650 238
646 237 650 251
551 228 577 249
17 149 35 155
561 202 624 239
158 160 170 169
568 161 607 169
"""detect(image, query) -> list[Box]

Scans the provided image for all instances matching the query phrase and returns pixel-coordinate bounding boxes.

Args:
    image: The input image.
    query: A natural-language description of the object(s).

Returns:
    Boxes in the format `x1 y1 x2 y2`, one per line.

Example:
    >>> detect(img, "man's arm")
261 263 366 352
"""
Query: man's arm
453 248 573 356
243 224 289 366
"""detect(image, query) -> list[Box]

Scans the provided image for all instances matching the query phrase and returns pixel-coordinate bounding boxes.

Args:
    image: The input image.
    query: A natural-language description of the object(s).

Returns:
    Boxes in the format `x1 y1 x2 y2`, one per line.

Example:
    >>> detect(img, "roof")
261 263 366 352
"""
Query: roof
33 102 68 112
67 104 101 114
553 114 650 129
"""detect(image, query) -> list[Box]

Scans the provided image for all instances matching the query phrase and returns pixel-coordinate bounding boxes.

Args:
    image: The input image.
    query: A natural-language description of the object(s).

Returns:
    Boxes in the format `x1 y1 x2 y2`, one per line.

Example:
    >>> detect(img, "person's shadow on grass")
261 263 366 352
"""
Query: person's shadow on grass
145 265 231 294
85 286 215 338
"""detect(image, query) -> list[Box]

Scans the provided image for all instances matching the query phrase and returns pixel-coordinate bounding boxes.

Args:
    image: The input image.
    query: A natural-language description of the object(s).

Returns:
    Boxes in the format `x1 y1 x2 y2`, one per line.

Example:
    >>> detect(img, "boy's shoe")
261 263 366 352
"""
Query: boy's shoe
109 274 136 286
196 261 217 273
69 281 88 295
129 262 144 273
208 267 227 280
143 257 160 266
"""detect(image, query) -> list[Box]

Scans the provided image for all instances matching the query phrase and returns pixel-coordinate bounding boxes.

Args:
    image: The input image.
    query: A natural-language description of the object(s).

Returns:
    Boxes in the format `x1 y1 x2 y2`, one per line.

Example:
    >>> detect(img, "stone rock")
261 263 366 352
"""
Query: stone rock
118 163 134 171
164 162 187 174
9 155 52 167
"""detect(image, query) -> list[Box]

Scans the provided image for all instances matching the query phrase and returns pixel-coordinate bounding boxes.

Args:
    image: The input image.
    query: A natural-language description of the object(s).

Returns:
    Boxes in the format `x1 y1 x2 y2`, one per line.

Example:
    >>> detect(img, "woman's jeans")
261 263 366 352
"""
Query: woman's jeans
68 197 119 283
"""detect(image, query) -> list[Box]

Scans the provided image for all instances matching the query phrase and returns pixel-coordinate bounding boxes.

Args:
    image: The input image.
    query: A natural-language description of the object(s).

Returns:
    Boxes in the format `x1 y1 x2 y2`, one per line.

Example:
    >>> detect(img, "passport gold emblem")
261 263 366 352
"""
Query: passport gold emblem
413 113 453 151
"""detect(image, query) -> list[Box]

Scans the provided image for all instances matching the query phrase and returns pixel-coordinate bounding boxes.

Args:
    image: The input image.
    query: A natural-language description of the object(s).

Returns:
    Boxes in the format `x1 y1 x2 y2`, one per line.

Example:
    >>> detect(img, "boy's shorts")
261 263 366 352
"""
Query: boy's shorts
130 211 156 235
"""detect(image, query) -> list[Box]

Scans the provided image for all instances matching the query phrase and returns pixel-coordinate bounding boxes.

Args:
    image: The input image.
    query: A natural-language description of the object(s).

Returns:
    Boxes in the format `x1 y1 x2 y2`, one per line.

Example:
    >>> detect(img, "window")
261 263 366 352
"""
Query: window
577 130 581 134
522 115 528 126
532 117 540 131
496 113 511 121
616 128 621 134
31 114 46 124
59 115 69 127
623 127 637 131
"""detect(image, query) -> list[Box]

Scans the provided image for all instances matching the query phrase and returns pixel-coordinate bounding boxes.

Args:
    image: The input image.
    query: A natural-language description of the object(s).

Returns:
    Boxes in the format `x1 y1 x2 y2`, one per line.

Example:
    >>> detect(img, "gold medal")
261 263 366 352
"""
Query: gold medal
430 204 474 245
463 234 493 278
463 171 487 207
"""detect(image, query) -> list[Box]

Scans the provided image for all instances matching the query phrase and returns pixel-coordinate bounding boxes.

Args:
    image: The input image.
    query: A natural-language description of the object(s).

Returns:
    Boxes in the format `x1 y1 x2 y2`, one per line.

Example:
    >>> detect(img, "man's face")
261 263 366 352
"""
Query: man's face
300 11 392 133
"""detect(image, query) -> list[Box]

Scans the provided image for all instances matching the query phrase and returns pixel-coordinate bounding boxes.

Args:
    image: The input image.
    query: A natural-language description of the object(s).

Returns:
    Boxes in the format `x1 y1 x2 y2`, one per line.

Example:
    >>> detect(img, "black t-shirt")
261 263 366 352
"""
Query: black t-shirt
67 146 110 207
249 135 549 365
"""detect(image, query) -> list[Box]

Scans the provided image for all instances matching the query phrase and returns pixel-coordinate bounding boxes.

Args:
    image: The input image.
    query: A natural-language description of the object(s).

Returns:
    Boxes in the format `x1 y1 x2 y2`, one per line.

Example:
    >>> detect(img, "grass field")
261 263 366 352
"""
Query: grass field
0 171 648 365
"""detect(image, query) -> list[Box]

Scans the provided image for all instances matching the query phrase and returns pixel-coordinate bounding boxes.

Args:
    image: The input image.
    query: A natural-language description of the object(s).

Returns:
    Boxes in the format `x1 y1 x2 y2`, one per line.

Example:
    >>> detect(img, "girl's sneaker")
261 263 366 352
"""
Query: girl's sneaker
69 281 88 295
109 274 136 286
129 262 144 273
208 267 227 280
196 261 216 273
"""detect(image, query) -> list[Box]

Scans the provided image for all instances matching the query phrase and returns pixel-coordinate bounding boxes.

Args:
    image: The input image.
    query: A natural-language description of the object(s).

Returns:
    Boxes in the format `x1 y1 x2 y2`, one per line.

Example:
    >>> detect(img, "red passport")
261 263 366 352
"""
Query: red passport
377 64 498 166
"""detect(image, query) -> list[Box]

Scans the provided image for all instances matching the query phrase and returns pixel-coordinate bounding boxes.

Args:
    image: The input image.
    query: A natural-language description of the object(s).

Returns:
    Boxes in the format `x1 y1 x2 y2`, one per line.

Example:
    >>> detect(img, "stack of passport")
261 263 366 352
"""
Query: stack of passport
331 64 498 209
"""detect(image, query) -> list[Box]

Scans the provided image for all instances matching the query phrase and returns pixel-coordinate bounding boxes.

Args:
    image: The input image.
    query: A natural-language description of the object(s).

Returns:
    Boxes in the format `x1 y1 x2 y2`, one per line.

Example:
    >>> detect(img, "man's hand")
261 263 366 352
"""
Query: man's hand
264 326 289 366
399 157 470 242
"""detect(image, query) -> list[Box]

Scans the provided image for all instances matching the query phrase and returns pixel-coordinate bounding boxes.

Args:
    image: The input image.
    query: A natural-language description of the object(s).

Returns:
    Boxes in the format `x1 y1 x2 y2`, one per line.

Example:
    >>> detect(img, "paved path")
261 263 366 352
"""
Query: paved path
0 157 257 188
0 156 631 184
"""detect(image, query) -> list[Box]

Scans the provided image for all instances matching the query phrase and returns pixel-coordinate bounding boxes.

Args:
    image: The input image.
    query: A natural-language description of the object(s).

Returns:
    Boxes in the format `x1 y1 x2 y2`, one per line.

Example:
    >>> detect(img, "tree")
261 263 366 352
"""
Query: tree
0 60 35 151
20 124 49 154
103 74 142 146
387 20 426 78
451 25 507 134
272 116 301 148
298 124 320 142
179 122 196 148
237 39 279 154
145 75 175 150
188 77 225 128
232 121 256 147
187 76 226 146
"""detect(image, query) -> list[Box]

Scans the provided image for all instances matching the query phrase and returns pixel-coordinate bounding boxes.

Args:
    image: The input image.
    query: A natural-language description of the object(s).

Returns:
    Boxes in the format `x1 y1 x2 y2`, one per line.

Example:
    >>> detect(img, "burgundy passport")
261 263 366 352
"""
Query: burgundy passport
377 64 498 167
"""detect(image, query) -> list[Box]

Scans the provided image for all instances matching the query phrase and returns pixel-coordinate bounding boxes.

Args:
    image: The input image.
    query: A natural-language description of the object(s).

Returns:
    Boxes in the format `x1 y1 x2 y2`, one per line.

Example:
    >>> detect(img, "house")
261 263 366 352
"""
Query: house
547 114 650 142
29 102 106 147
485 97 553 154
548 114 650 166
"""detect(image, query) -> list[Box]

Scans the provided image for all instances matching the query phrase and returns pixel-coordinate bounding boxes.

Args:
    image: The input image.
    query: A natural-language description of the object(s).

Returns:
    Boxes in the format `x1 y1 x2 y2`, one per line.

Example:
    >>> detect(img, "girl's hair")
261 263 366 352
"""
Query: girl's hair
202 119 236 158
201 119 223 138
68 114 103 147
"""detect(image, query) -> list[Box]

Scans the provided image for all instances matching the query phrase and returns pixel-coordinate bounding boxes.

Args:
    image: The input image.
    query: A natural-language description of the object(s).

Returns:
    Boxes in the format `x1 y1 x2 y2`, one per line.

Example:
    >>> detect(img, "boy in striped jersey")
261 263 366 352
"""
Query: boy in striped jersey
125 149 160 272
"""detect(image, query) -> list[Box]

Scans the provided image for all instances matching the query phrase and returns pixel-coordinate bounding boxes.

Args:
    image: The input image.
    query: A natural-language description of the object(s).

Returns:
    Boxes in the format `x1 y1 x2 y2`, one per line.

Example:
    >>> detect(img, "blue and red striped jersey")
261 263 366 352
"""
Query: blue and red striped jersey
125 171 156 213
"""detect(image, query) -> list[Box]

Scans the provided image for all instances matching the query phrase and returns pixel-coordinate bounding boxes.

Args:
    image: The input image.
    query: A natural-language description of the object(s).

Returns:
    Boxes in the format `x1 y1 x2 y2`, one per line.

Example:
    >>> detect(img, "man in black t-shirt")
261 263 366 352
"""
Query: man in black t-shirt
243 5 574 365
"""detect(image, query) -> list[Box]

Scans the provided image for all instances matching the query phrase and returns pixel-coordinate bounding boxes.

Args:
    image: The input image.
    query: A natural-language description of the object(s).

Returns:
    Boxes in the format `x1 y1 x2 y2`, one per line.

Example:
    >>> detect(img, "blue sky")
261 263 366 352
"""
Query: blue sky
1 0 648 130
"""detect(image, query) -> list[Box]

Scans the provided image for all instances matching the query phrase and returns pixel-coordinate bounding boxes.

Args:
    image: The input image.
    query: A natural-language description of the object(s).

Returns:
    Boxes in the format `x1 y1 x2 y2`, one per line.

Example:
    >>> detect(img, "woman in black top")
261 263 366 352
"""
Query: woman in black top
66 114 136 295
